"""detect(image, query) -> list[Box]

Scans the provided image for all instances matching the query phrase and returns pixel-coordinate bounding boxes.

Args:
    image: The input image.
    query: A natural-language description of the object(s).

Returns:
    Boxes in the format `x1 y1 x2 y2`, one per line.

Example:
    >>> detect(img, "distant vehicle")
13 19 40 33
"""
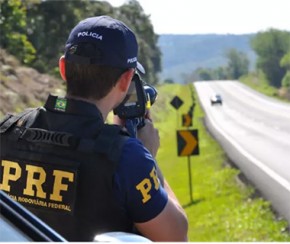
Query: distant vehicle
210 94 222 105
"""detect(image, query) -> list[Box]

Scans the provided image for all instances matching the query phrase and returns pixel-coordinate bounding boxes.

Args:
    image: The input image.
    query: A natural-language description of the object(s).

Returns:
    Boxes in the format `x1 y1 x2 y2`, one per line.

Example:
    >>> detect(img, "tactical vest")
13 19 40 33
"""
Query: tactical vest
0 107 132 241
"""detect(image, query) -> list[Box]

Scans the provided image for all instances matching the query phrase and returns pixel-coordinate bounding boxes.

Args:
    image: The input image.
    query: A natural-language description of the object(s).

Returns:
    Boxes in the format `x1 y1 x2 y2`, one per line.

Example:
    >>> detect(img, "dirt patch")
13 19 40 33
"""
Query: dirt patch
0 49 65 118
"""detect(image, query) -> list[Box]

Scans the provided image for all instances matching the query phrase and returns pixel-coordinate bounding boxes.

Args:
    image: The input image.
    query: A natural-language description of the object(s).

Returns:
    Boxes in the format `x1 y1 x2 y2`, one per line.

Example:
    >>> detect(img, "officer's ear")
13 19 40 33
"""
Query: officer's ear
118 68 134 92
59 56 66 81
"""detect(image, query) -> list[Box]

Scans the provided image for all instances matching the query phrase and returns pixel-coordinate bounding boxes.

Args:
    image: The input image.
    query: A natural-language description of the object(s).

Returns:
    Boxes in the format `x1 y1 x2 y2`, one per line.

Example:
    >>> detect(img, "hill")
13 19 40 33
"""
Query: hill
157 34 257 83
0 49 64 118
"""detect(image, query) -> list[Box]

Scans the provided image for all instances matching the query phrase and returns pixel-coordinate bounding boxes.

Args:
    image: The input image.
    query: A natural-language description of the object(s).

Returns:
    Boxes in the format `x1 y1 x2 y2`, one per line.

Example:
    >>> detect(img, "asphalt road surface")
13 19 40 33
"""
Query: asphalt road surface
194 80 290 223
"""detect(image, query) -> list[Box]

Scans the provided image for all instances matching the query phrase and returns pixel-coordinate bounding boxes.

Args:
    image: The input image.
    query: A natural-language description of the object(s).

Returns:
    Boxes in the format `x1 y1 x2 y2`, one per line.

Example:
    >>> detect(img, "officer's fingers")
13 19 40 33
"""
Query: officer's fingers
113 115 125 126
144 111 152 121
143 119 155 131
144 119 160 142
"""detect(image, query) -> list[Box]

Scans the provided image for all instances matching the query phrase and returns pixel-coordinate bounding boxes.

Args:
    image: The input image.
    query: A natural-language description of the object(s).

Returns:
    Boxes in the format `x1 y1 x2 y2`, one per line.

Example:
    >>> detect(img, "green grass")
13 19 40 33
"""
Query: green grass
153 83 290 241
240 72 290 103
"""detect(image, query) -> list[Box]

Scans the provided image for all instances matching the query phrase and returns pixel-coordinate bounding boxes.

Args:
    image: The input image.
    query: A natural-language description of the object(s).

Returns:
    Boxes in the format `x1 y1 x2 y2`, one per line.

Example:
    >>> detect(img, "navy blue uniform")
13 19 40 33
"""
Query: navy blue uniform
115 138 168 222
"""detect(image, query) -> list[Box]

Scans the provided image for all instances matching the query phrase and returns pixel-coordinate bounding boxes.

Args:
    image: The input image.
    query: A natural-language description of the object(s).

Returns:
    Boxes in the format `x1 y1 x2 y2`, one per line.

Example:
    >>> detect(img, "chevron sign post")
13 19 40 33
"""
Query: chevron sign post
176 129 199 203
182 113 192 127
170 96 184 127
177 129 199 156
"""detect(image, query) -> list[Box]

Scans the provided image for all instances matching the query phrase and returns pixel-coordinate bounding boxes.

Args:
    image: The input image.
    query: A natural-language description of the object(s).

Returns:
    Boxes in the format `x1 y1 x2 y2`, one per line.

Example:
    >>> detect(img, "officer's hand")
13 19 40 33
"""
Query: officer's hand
113 115 125 126
137 119 160 158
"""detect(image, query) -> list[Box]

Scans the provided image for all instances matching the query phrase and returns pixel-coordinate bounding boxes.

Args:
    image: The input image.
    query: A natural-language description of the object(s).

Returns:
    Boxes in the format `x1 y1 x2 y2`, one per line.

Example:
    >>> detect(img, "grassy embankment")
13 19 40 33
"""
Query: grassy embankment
153 83 290 241
240 72 290 103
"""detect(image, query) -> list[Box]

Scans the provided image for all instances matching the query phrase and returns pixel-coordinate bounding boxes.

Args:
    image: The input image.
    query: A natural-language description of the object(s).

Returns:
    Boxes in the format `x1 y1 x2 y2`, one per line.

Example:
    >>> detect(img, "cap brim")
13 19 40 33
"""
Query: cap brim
137 62 145 74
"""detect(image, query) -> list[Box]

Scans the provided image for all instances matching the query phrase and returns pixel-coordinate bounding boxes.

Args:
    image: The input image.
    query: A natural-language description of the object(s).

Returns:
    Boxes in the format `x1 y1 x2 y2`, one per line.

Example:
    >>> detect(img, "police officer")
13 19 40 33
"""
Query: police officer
0 16 188 241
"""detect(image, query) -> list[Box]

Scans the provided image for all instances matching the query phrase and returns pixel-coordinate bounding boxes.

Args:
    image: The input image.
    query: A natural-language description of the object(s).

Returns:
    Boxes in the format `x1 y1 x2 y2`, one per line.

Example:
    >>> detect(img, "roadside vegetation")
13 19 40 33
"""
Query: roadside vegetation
240 71 290 103
153 83 290 241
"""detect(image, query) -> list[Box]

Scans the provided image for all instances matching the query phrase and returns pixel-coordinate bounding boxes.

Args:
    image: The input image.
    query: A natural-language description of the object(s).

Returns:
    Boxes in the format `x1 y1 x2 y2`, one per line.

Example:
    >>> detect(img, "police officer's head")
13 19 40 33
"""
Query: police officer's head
59 16 144 100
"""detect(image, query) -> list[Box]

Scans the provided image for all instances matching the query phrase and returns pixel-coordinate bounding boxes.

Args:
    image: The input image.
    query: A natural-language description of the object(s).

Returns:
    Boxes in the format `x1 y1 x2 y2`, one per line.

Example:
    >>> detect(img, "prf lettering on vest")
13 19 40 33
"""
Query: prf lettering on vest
136 167 160 203
0 160 74 202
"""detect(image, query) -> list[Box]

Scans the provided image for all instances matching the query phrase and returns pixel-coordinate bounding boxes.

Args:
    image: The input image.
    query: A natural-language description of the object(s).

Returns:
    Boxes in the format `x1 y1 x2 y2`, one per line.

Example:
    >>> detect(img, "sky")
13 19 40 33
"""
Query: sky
102 0 290 35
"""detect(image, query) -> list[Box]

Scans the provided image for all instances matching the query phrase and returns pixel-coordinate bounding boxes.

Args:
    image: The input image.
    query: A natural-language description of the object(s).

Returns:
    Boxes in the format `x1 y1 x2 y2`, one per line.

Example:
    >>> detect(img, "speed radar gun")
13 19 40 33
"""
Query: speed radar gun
113 72 158 138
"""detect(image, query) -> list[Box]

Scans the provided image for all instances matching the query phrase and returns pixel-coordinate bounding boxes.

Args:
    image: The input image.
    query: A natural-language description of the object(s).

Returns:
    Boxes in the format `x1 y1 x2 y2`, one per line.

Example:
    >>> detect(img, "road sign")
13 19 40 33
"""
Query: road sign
182 113 192 127
177 129 199 156
170 96 184 110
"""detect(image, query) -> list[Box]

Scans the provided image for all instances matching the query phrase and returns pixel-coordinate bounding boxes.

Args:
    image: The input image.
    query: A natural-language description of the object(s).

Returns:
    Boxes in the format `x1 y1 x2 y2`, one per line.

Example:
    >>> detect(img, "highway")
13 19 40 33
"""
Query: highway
194 80 290 223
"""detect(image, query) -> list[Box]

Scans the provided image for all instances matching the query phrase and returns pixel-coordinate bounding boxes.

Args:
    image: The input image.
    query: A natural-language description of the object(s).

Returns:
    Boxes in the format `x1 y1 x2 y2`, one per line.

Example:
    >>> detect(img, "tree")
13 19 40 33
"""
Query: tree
163 78 174 84
214 66 228 80
24 0 161 82
0 0 36 64
226 48 249 79
117 0 161 85
25 0 117 73
280 52 290 87
251 28 290 87
27 0 90 72
2 0 162 83
193 67 214 80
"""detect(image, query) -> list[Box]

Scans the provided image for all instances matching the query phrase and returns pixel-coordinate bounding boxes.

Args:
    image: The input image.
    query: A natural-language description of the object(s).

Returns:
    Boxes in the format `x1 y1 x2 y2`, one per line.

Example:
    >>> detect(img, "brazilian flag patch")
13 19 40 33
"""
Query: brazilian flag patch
55 98 67 112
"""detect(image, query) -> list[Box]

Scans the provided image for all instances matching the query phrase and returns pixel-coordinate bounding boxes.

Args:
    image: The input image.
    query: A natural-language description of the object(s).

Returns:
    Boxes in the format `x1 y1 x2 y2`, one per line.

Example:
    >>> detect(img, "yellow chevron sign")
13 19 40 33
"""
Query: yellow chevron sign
182 113 192 127
177 129 199 156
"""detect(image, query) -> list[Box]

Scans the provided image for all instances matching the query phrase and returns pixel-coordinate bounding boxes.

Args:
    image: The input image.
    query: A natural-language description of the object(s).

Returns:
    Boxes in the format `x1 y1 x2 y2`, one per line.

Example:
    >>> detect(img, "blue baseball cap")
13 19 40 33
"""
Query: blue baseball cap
65 15 145 73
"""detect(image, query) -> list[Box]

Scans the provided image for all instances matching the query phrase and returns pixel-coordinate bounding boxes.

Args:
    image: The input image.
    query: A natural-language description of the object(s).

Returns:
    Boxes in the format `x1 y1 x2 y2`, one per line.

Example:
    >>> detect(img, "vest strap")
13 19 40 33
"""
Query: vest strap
20 128 79 148
1 108 129 161
0 108 35 133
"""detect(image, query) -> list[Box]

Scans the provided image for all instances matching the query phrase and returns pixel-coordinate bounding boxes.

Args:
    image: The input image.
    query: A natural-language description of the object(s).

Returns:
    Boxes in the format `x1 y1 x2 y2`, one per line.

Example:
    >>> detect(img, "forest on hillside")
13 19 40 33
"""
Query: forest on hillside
158 34 256 83
158 32 290 89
